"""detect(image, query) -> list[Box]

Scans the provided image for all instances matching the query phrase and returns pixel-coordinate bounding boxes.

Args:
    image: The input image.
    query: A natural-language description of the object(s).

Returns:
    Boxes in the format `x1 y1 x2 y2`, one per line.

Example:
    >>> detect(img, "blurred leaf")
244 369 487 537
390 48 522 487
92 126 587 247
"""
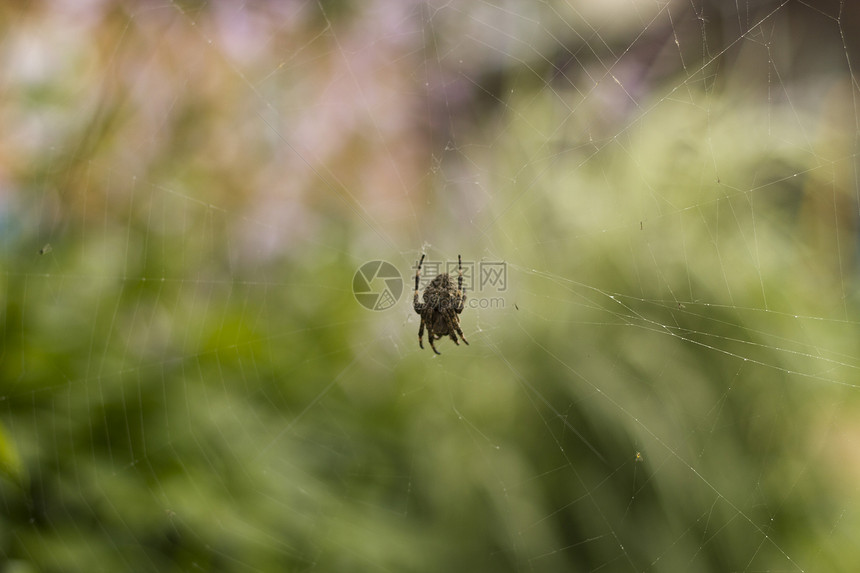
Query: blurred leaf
0 420 25 488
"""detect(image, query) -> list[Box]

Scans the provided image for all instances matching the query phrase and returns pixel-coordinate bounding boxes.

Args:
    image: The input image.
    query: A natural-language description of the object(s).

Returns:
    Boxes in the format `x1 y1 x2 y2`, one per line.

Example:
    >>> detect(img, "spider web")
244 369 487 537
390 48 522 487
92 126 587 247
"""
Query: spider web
2 0 859 571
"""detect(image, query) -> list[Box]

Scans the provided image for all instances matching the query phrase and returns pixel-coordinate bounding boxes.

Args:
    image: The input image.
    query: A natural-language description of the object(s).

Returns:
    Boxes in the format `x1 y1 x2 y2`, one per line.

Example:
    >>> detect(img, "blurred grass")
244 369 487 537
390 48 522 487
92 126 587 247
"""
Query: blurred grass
2 1 860 572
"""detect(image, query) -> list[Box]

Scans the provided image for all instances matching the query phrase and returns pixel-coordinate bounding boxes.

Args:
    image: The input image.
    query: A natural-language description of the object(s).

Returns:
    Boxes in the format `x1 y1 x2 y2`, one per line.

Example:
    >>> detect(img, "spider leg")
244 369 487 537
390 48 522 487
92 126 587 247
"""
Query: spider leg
454 320 469 345
425 323 441 355
418 318 425 349
457 254 463 292
416 254 425 288
455 254 466 314
413 254 426 313
443 313 460 345
428 336 441 355
421 310 442 355
445 312 468 345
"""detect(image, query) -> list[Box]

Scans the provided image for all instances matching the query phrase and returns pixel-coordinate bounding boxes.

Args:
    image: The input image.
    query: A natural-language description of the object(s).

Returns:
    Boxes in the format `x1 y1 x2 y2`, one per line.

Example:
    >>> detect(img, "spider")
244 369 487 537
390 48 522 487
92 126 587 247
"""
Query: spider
413 254 469 355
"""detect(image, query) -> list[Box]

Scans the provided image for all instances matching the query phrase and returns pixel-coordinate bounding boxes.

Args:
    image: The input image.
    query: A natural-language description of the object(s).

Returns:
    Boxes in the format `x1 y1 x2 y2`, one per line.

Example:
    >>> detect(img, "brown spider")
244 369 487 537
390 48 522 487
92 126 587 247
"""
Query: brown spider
413 254 469 355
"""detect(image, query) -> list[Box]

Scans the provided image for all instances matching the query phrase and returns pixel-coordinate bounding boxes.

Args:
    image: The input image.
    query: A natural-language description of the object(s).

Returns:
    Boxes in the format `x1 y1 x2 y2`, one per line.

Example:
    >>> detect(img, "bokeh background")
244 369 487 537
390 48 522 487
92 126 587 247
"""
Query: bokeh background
2 0 860 571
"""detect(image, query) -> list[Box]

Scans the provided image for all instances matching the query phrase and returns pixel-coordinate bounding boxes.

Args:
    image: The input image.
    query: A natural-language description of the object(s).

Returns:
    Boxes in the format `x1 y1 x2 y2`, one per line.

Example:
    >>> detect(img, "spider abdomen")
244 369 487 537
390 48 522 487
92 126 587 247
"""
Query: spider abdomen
431 313 453 335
